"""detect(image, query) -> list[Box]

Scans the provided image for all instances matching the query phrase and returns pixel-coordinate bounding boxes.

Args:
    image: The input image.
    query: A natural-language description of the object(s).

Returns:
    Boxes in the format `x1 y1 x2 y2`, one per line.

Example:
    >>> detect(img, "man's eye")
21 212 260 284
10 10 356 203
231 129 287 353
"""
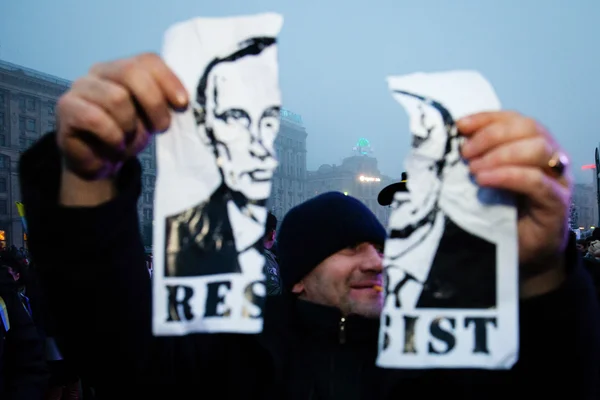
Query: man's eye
261 117 279 130
222 110 250 126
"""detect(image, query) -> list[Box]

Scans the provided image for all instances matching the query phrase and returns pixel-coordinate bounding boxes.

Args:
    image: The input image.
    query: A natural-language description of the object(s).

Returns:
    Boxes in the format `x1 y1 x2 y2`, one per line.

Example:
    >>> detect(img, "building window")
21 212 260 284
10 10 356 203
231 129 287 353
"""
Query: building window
143 175 155 188
0 155 7 170
0 135 5 147
143 208 153 221
19 97 25 110
26 118 36 132
0 112 3 125
0 200 7 215
143 192 153 204
19 137 25 149
47 102 55 116
27 139 35 148
47 121 56 132
0 178 6 193
19 116 25 131
0 93 4 107
26 97 36 112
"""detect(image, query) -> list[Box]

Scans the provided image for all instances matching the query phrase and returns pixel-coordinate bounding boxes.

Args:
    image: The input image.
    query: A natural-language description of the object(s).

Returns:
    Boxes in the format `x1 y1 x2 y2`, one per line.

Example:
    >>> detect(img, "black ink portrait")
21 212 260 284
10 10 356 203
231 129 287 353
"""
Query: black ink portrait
384 91 496 309
164 36 281 277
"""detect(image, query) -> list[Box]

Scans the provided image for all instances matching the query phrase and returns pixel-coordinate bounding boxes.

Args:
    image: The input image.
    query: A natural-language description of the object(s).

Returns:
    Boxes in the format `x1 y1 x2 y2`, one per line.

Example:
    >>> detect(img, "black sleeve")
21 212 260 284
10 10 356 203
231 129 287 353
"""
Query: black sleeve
515 235 600 398
19 133 153 387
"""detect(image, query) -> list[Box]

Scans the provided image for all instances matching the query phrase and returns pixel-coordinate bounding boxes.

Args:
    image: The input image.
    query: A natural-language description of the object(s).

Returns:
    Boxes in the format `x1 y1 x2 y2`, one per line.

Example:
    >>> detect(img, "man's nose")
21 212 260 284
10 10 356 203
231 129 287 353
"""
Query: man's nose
249 138 271 161
358 243 384 273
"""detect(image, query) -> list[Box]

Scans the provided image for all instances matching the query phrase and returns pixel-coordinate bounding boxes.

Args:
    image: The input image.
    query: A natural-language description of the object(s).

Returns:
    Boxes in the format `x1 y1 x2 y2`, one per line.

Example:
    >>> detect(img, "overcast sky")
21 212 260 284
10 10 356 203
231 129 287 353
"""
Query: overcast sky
2 0 598 182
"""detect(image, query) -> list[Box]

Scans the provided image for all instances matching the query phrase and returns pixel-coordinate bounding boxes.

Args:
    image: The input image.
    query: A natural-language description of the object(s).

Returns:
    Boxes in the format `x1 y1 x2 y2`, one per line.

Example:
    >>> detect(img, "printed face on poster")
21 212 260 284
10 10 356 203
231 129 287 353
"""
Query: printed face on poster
152 13 283 336
377 71 519 369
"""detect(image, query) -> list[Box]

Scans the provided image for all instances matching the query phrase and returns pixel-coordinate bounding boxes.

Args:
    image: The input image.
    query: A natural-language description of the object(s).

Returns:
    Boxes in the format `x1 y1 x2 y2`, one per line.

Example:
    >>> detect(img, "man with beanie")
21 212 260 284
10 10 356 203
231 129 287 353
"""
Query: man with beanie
18 53 600 399
277 192 386 318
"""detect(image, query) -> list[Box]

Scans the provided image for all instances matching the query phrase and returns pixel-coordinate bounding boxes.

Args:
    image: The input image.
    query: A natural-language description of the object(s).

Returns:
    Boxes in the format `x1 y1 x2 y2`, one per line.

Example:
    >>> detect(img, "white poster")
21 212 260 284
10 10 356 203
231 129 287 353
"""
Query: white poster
152 13 283 336
377 71 519 369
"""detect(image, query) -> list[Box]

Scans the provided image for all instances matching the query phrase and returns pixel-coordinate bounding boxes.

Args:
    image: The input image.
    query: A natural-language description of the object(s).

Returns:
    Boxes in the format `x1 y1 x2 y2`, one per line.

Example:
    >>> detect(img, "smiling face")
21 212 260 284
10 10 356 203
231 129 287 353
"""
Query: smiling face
204 46 281 201
292 242 385 318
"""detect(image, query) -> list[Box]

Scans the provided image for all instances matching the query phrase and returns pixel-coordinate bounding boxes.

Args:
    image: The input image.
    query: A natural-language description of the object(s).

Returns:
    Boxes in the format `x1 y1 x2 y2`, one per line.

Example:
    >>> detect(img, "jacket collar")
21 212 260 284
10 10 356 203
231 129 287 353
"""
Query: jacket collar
264 295 380 346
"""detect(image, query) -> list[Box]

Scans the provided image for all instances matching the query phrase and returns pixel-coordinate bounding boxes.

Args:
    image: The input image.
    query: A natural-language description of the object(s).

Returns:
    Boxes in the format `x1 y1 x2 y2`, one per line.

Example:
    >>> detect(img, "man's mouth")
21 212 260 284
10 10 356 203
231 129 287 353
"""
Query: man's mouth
247 169 272 181
350 281 383 290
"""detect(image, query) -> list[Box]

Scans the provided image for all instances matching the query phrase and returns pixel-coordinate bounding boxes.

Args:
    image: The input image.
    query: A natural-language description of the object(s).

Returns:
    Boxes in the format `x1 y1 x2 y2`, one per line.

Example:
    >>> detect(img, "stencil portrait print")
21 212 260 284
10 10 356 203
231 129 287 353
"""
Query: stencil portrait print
384 91 497 310
164 36 280 278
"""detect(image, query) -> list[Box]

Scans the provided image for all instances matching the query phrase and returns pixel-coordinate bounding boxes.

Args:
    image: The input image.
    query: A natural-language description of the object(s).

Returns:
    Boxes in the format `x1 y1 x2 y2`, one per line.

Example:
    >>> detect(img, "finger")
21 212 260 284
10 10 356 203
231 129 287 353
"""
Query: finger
461 117 539 159
64 140 123 179
124 120 151 158
57 94 125 152
456 111 521 134
138 53 189 110
57 95 126 175
71 76 138 134
468 136 553 173
474 166 570 209
90 58 171 133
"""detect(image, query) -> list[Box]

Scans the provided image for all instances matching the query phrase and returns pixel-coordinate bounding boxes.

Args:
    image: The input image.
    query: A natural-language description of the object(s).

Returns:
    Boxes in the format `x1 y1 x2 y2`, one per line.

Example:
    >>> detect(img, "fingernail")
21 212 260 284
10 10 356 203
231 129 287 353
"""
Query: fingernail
475 170 494 185
457 116 472 127
461 140 473 158
468 158 482 172
176 91 188 107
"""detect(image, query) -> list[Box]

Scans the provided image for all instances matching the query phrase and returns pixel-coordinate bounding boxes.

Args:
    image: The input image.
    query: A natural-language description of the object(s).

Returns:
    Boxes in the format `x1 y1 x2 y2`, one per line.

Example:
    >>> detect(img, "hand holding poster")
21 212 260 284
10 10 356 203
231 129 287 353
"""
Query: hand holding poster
152 13 283 336
377 71 519 369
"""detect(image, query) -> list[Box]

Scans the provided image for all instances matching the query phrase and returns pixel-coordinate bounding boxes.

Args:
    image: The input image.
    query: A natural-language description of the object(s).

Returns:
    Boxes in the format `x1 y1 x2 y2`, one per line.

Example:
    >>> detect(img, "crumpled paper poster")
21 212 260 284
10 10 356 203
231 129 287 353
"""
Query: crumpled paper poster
377 71 519 369
152 13 283 336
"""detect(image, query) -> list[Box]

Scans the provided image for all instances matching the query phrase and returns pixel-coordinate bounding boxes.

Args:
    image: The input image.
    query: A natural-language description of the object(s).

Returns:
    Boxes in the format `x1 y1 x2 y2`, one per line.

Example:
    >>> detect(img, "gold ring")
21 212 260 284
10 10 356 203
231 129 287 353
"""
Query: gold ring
547 151 568 177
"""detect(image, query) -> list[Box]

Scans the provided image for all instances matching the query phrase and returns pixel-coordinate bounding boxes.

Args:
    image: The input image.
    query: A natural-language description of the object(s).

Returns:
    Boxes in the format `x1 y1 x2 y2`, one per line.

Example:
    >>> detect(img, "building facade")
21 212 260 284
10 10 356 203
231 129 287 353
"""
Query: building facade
0 60 70 247
573 183 598 229
269 108 308 223
138 138 156 247
305 139 396 225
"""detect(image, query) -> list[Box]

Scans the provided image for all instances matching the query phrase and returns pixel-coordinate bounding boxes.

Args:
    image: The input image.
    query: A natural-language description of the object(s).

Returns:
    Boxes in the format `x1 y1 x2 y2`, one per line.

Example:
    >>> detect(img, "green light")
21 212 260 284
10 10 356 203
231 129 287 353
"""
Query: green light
357 138 370 148
343 191 349 196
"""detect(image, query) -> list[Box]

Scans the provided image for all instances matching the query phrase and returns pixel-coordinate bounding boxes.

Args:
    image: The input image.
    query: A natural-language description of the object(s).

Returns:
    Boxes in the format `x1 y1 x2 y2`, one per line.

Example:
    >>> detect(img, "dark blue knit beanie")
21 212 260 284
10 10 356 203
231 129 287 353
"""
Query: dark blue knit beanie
277 191 386 291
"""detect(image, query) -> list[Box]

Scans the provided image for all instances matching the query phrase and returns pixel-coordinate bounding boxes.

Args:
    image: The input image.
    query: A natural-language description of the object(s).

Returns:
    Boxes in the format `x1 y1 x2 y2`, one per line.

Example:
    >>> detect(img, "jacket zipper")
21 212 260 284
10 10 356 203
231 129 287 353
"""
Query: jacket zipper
339 316 346 344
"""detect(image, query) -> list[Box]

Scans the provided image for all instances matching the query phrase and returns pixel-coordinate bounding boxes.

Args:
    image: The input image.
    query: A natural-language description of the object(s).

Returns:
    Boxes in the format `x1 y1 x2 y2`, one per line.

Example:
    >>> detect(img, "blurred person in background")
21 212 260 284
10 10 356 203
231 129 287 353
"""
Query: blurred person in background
0 249 47 399
264 212 281 295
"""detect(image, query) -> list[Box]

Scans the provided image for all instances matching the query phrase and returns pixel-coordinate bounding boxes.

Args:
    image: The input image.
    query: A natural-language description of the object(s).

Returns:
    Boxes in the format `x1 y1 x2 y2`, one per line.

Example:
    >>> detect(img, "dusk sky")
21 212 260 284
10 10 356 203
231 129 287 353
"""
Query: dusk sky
2 0 599 182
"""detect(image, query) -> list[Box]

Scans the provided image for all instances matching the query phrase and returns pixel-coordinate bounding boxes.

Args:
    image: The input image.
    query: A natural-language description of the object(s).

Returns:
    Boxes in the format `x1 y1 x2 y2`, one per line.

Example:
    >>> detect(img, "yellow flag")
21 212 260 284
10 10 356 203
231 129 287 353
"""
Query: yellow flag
14 202 28 235
15 202 26 218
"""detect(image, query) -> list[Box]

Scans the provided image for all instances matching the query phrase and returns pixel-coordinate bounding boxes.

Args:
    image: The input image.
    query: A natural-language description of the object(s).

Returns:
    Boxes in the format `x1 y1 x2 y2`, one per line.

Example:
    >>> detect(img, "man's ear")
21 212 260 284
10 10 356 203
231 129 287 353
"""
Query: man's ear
291 281 305 295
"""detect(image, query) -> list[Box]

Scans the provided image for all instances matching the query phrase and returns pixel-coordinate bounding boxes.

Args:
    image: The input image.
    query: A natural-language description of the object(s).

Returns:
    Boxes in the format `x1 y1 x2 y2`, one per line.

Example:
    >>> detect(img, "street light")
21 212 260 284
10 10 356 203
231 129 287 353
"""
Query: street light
358 175 381 183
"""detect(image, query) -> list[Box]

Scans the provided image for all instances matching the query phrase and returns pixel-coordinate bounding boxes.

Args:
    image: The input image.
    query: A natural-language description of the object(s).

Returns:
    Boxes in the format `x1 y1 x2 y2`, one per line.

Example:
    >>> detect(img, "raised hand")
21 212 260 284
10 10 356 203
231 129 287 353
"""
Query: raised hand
56 53 188 180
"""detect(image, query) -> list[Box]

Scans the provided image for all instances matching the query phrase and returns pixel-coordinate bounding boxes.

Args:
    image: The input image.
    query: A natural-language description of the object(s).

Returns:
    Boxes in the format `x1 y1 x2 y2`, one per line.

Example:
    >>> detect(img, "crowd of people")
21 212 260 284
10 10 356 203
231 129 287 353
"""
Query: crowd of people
0 246 83 399
0 51 599 399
